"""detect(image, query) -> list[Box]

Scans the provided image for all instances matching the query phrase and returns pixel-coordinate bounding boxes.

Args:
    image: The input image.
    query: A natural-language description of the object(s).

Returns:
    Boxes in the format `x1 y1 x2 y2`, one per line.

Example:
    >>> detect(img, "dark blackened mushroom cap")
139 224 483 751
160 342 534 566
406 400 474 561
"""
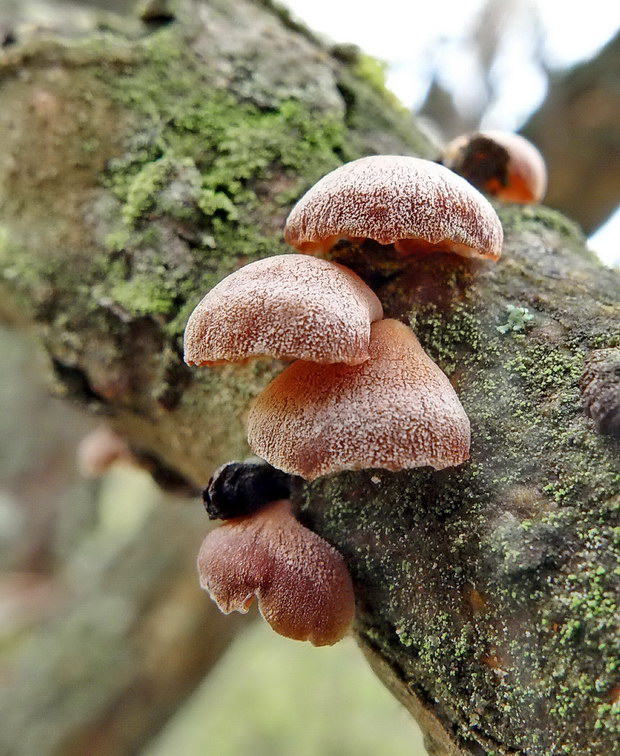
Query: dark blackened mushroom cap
197 499 355 646
184 255 383 366
442 131 547 205
284 155 503 261
247 319 471 480
202 460 292 520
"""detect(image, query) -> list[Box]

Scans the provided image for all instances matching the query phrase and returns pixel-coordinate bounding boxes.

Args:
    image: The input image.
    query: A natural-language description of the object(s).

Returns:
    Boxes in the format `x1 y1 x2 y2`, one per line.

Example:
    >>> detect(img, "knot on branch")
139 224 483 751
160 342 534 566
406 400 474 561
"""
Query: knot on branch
580 347 620 438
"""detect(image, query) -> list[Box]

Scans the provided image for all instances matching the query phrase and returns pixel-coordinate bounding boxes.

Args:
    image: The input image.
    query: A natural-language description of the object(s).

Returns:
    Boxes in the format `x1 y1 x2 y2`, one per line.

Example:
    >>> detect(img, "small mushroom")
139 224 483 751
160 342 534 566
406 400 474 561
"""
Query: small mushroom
284 155 503 261
77 429 199 496
184 254 383 366
197 499 355 646
442 131 547 205
77 426 133 478
203 459 292 520
247 319 470 479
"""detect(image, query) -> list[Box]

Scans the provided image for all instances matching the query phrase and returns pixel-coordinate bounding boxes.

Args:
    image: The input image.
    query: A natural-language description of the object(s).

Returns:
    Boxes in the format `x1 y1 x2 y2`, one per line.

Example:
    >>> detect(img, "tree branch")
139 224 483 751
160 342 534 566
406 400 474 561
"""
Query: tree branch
0 2 618 755
0 497 244 756
523 29 620 234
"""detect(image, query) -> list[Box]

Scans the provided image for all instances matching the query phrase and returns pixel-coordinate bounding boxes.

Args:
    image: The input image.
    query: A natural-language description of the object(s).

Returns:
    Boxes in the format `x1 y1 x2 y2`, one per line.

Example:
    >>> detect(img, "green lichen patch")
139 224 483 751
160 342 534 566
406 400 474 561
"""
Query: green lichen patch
499 204 587 254
90 26 364 332
496 305 535 334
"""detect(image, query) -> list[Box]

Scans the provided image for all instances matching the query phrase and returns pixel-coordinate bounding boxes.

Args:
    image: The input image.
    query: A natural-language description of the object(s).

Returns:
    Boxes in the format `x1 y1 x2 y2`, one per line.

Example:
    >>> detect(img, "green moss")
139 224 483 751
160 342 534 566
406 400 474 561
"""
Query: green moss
122 157 172 224
409 302 487 374
352 54 407 113
103 31 348 200
84 25 361 327
503 343 584 396
109 275 176 316
499 204 588 254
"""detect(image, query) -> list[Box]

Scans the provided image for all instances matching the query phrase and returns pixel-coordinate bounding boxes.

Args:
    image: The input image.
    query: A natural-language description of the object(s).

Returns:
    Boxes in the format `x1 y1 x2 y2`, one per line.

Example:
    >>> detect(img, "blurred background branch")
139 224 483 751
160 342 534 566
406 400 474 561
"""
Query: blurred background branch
0 327 243 756
522 28 620 234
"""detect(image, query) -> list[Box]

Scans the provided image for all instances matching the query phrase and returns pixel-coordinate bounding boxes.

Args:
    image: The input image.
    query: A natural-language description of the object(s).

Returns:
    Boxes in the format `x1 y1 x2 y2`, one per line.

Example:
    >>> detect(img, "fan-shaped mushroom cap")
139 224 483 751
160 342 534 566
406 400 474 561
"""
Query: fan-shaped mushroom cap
284 155 503 261
247 319 470 480
197 499 355 646
442 131 547 205
184 255 383 366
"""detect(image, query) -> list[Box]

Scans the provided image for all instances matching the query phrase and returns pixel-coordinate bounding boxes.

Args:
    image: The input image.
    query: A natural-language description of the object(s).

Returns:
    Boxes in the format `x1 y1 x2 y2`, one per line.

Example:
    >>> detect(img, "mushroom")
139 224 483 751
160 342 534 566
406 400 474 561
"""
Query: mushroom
197 499 355 646
247 318 470 480
77 426 134 478
203 459 292 520
284 155 503 261
184 254 383 366
442 131 547 205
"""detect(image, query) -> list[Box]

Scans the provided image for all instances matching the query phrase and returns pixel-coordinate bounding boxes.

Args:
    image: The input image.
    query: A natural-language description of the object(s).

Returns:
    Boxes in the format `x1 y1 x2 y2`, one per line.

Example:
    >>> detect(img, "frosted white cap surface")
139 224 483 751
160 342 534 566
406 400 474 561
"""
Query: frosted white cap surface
184 254 383 366
285 155 503 260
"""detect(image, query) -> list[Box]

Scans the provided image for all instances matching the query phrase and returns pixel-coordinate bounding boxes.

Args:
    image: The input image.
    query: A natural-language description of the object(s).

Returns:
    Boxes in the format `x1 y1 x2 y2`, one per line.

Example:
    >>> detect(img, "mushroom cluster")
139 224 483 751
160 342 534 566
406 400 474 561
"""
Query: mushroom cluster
184 151 512 644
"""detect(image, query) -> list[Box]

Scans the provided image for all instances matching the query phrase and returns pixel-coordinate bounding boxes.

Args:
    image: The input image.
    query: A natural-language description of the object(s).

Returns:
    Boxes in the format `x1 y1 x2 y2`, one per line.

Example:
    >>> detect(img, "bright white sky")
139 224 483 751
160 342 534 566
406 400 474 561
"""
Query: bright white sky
282 0 620 265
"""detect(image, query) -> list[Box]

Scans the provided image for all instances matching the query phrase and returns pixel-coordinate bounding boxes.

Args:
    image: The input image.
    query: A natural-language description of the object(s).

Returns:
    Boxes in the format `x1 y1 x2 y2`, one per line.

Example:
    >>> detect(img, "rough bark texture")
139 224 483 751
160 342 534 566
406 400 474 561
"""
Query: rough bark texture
0 2 618 755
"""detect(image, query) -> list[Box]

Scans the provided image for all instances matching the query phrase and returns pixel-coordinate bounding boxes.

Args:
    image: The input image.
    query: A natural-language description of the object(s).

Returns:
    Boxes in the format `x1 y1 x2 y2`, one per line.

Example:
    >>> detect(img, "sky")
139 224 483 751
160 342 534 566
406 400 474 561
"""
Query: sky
281 0 620 265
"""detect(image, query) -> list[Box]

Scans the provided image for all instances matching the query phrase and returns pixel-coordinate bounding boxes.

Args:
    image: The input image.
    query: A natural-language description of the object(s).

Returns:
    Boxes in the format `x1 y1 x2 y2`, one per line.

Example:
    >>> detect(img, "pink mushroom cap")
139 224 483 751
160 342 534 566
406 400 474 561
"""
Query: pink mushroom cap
183 255 383 366
284 155 503 261
247 319 471 480
197 499 355 646
76 426 133 478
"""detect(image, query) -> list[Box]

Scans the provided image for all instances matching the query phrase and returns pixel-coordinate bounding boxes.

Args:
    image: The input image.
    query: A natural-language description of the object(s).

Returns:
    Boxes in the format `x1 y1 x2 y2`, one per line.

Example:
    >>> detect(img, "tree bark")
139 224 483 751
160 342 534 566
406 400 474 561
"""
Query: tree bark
0 2 618 755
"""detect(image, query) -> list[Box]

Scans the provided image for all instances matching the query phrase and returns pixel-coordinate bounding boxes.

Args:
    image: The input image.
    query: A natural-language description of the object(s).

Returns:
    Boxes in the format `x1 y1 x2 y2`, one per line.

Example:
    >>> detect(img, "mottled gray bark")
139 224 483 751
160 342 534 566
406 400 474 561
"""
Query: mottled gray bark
0 1 618 755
